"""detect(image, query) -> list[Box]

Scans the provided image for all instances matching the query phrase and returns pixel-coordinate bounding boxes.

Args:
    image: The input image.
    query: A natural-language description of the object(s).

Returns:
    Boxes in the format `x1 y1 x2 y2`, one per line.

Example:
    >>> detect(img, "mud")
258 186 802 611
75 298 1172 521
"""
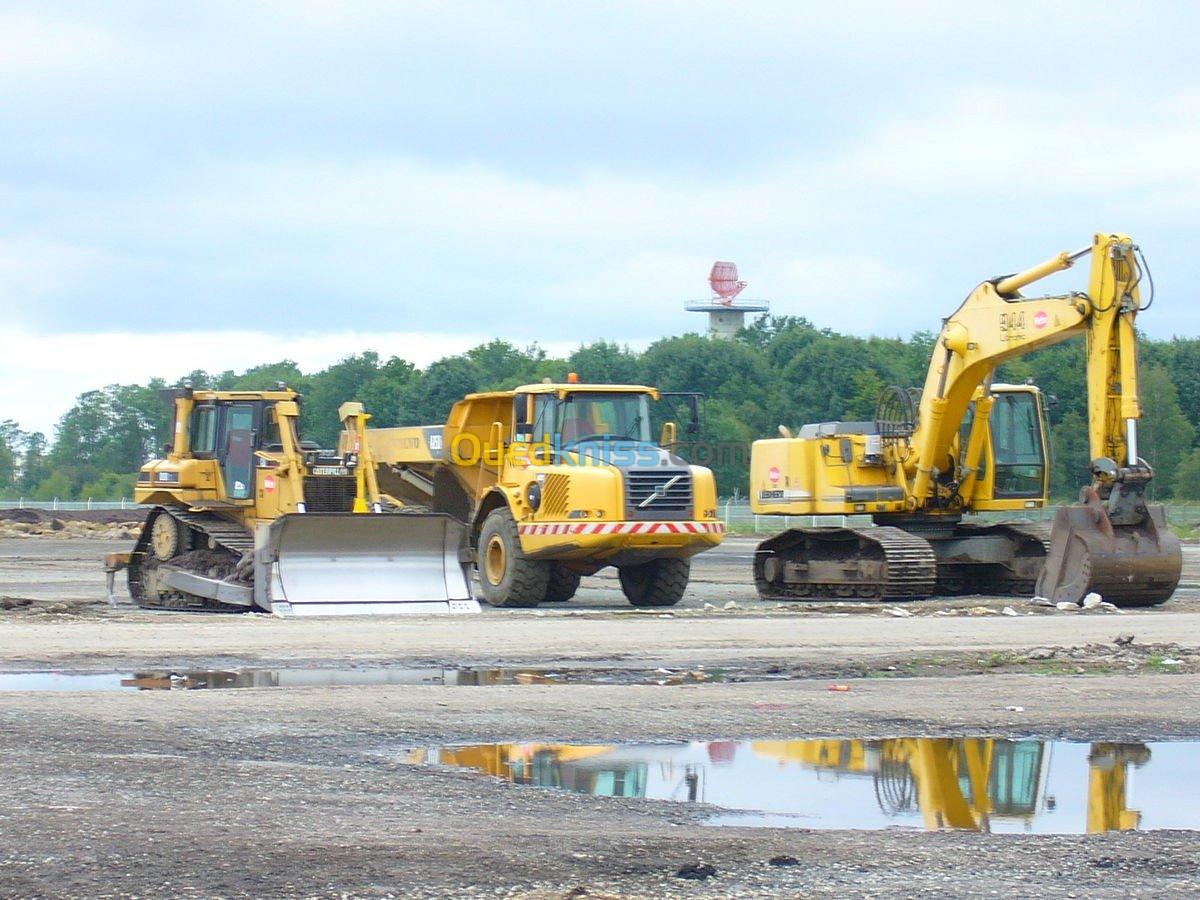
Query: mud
1 535 1199 897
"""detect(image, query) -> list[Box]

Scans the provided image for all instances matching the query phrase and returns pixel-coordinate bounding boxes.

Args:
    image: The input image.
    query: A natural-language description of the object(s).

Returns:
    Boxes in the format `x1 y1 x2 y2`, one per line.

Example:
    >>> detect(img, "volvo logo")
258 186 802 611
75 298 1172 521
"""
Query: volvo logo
638 474 683 508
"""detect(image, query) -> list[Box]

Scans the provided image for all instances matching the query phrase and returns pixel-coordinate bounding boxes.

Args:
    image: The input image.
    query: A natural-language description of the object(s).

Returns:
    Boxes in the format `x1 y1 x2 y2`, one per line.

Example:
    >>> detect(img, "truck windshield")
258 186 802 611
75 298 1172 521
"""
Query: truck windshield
555 392 651 446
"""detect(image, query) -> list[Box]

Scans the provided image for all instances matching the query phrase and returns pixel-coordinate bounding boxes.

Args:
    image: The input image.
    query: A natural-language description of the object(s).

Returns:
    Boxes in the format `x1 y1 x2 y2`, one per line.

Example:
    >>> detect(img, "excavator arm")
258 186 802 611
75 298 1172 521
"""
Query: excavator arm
909 233 1178 604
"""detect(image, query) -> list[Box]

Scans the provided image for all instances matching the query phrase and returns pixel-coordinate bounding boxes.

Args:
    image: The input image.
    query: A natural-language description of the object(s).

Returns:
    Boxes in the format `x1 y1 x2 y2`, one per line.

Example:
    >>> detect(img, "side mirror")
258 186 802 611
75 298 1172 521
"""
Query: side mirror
686 420 699 435
660 421 678 447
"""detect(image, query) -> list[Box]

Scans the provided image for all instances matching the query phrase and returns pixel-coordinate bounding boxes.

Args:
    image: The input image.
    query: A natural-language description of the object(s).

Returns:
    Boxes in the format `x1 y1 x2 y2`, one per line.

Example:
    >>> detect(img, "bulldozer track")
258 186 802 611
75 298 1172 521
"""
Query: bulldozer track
128 507 253 612
754 525 937 601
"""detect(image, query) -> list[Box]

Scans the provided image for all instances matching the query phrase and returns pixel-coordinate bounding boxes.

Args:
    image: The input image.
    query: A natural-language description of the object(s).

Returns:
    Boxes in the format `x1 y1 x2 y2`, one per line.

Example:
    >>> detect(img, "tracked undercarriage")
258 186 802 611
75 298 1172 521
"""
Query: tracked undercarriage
128 508 255 612
753 519 1051 602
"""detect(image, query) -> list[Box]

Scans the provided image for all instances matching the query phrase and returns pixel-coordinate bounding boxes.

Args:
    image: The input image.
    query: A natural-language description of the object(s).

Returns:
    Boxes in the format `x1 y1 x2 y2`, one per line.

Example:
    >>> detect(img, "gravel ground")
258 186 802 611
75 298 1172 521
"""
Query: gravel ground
1 536 1199 898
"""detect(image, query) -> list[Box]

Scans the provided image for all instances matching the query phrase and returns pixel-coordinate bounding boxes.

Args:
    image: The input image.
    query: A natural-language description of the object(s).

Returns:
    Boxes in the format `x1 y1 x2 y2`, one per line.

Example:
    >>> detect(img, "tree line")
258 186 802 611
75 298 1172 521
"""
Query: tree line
3 316 1200 502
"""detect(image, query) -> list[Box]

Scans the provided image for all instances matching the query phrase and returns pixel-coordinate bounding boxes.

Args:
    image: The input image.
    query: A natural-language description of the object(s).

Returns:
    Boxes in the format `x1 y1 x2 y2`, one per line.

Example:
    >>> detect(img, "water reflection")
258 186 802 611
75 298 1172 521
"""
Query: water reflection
405 738 1180 834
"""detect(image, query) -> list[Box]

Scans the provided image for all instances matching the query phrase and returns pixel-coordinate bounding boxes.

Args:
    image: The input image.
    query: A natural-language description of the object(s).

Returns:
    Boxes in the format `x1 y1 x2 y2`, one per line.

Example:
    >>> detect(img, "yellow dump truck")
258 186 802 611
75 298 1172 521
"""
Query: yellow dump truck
352 378 726 607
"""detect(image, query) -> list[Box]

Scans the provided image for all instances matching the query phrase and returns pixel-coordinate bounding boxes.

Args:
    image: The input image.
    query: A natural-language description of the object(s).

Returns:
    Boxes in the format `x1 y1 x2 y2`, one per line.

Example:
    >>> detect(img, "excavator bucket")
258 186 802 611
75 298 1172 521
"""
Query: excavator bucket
1036 493 1181 608
255 512 480 616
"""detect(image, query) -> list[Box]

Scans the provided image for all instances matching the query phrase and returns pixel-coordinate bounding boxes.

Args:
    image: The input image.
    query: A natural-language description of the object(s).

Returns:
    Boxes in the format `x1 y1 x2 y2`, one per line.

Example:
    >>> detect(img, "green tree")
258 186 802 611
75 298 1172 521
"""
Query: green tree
1172 448 1200 501
32 471 73 502
1137 366 1194 499
0 420 20 493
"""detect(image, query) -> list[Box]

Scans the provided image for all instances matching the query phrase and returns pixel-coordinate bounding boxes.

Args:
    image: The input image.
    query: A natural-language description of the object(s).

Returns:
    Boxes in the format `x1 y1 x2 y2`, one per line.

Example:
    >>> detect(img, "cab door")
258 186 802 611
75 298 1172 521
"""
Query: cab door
219 403 258 500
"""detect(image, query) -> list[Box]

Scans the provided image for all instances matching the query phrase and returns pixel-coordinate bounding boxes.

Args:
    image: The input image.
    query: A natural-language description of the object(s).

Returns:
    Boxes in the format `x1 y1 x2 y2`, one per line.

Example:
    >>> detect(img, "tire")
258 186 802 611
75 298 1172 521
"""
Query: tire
543 564 582 602
477 508 549 608
618 557 690 608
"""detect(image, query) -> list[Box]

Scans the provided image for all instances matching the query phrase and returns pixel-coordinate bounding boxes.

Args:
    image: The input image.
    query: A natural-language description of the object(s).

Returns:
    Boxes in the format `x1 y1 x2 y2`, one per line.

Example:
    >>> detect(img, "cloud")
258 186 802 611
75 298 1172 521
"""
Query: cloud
1 2 1199 430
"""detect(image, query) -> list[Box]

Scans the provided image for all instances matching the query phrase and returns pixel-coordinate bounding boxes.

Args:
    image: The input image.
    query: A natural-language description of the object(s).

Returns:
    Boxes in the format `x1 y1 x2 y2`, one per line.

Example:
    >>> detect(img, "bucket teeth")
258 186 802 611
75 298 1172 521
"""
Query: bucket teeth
1036 503 1181 607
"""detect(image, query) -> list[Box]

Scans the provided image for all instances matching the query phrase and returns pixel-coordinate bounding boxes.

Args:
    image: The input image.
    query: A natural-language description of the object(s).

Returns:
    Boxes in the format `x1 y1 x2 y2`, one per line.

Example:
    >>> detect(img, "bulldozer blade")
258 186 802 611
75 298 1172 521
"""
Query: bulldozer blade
256 512 480 616
1036 503 1181 608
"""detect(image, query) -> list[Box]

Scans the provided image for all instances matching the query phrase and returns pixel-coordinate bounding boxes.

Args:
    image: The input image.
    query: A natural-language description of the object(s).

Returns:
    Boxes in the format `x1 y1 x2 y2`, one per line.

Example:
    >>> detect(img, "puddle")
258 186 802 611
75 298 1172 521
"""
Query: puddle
0 665 729 692
402 737 1198 834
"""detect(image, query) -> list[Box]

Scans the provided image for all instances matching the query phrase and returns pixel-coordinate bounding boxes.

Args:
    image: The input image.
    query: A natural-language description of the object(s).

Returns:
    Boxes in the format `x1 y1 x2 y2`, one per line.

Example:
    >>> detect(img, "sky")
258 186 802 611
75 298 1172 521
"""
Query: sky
2 1 1199 437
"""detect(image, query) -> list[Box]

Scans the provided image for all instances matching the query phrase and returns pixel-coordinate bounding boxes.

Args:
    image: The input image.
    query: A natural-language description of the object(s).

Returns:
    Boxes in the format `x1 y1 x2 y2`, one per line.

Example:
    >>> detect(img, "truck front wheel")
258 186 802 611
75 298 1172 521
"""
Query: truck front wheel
618 557 690 607
478 509 549 608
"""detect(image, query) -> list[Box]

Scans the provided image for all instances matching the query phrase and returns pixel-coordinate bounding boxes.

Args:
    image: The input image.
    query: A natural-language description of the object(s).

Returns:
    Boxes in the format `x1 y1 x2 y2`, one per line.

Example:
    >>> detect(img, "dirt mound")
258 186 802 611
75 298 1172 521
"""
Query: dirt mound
0 508 148 525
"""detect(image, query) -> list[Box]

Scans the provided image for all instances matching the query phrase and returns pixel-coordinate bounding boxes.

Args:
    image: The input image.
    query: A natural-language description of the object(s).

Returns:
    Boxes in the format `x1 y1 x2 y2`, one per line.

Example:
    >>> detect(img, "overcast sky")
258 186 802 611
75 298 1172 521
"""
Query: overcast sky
2 1 1198 436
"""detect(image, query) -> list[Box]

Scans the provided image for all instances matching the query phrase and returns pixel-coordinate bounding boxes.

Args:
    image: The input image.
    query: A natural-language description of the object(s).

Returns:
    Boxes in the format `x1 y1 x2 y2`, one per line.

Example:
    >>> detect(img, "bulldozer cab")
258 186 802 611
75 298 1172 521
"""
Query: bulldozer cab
183 396 299 503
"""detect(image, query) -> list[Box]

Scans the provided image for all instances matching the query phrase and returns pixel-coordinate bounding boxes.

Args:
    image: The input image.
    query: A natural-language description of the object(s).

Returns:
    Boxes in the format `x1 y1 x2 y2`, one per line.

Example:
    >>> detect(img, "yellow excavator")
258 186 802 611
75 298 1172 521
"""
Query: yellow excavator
751 233 1181 605
104 387 478 616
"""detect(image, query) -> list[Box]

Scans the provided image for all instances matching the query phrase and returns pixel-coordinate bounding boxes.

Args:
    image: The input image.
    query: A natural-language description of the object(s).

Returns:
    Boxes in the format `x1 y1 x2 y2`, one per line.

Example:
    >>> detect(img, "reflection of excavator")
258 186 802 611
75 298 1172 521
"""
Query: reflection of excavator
753 738 1148 833
751 234 1181 605
105 389 477 616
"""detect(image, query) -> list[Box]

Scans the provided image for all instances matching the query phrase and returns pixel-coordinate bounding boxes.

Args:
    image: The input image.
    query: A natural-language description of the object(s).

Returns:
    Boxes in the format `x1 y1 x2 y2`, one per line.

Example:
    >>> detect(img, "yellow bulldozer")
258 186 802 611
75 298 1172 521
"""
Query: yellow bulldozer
105 387 478 616
751 233 1181 605
353 377 726 607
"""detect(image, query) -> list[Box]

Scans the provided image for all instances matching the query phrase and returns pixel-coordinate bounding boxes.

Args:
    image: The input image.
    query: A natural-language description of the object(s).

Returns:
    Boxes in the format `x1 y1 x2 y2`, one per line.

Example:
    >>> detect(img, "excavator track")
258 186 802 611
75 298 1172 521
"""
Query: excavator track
928 520 1051 597
128 507 254 612
754 525 937 601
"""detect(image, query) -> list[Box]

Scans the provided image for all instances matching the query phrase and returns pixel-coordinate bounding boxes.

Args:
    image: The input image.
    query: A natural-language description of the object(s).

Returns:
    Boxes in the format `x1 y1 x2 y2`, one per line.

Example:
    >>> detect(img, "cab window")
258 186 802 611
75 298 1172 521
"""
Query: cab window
191 406 217 456
991 392 1046 498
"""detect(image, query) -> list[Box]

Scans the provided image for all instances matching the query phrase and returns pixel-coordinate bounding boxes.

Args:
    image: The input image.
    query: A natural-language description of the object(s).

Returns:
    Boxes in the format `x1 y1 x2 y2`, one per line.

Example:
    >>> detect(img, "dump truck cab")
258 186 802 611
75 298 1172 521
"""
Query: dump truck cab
361 378 725 608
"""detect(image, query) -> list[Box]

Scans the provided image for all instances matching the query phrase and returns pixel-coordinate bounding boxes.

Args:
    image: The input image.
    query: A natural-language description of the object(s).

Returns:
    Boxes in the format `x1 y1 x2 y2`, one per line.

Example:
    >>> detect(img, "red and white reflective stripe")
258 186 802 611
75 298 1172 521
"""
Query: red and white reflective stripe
518 521 726 536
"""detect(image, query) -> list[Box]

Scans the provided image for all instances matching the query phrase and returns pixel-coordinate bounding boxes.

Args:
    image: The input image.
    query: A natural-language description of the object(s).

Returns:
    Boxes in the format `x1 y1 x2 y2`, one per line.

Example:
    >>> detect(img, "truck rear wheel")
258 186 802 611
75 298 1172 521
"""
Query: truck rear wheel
543 564 582 602
618 557 690 607
478 508 548 608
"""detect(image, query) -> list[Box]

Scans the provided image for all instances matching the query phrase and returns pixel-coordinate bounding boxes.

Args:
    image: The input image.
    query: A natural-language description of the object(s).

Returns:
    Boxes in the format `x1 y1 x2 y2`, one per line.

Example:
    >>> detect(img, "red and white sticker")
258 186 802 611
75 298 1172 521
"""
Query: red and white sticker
263 475 277 493
519 521 727 537
768 466 781 483
1033 310 1049 329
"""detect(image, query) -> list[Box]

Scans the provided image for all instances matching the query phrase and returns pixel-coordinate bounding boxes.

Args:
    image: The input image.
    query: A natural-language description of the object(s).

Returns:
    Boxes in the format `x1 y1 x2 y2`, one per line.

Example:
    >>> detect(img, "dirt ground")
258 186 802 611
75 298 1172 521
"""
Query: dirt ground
2 535 1199 898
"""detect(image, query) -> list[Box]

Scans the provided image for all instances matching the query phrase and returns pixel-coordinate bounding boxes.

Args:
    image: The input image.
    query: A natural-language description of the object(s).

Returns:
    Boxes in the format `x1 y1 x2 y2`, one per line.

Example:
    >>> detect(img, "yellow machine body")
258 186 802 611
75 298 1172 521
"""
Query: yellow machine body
359 382 724 607
111 389 477 616
750 234 1181 605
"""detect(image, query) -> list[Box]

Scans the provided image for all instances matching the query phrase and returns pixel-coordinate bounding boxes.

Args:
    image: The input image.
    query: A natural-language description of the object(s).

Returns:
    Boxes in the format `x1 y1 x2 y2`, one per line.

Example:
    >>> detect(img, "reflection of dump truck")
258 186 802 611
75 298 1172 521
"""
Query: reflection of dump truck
356 379 725 607
105 388 477 616
751 233 1181 605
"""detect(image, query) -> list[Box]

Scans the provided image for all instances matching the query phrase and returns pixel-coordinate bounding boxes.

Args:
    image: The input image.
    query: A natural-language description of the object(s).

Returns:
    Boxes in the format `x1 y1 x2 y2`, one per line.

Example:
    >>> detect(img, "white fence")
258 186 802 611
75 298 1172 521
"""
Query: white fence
3 498 1199 530
0 499 136 511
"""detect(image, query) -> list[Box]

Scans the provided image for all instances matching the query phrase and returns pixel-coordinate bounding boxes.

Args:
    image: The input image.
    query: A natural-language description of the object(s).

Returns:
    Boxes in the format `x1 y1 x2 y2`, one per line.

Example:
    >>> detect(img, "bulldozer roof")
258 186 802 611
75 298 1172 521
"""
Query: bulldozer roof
465 383 661 401
185 389 299 402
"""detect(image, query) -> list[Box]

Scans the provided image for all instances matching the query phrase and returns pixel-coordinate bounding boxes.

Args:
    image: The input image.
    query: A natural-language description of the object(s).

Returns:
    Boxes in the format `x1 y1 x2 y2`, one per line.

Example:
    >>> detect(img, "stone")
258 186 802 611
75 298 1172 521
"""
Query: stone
1002 606 1018 617
1056 601 1080 611
723 601 739 610
887 607 914 618
1028 647 1056 660
1113 633 1135 646
1030 596 1055 607
1082 592 1103 609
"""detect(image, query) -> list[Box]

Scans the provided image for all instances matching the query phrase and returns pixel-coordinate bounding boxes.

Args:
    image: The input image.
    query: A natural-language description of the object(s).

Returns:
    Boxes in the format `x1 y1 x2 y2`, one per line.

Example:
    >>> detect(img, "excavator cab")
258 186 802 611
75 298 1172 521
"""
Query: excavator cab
958 384 1051 508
